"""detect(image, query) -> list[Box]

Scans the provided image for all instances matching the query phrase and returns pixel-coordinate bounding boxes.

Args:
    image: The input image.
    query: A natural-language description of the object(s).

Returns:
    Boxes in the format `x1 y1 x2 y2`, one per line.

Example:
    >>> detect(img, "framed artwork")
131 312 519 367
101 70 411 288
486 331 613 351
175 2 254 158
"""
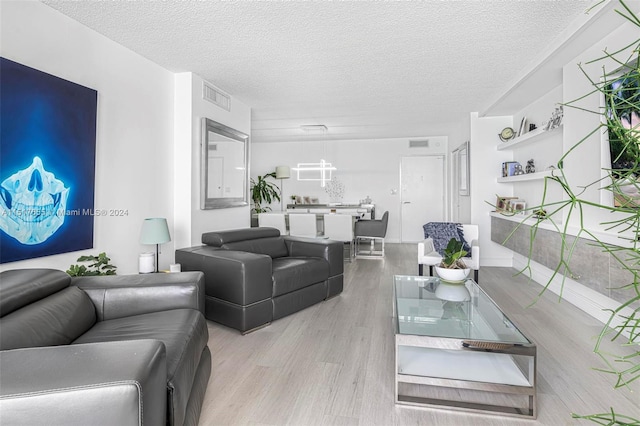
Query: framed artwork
0 58 97 263
458 141 470 196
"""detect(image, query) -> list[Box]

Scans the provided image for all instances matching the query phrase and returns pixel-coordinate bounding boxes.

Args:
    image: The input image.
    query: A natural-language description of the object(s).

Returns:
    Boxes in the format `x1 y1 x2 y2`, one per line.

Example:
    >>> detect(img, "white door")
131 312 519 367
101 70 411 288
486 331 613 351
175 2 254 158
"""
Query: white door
401 156 445 242
451 150 460 222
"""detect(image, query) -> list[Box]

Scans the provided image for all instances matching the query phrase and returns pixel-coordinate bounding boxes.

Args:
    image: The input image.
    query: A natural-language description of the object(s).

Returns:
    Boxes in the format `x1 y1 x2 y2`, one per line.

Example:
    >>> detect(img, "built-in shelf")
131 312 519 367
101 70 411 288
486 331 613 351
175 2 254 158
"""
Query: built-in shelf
497 169 555 183
497 125 563 151
489 211 563 231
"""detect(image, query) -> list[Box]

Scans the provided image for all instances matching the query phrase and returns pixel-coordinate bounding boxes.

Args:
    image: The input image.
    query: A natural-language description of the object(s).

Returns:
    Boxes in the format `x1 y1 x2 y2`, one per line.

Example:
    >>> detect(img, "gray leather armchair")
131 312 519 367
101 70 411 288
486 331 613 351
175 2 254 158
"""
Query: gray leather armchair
354 210 389 257
176 227 344 333
0 269 211 426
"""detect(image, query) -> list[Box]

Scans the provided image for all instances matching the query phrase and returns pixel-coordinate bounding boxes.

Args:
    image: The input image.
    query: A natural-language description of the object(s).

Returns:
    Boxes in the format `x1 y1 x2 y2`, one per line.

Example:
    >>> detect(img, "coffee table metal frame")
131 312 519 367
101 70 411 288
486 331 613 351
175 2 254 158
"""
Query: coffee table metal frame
393 275 537 419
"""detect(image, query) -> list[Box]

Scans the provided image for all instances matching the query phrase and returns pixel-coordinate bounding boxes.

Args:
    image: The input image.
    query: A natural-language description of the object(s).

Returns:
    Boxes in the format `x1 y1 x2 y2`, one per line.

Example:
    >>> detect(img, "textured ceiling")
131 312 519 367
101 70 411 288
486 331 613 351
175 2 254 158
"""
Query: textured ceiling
42 0 592 142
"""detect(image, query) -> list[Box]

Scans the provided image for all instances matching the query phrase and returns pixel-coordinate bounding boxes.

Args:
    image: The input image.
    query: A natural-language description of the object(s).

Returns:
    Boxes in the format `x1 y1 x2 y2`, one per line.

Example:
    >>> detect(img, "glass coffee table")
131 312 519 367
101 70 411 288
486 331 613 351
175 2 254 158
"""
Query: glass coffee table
393 275 536 418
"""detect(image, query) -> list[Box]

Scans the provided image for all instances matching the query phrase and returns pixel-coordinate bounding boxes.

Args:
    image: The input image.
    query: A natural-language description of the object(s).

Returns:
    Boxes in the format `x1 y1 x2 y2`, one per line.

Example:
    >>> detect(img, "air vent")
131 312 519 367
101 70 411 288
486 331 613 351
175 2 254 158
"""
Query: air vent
203 81 231 111
409 139 429 148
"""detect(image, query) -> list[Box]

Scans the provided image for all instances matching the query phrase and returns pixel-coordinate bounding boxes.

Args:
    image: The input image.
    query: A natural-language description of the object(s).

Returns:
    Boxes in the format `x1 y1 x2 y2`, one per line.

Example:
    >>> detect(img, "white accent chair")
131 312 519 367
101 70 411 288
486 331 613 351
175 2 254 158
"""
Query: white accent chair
417 223 480 282
258 213 287 235
288 213 320 238
323 214 354 261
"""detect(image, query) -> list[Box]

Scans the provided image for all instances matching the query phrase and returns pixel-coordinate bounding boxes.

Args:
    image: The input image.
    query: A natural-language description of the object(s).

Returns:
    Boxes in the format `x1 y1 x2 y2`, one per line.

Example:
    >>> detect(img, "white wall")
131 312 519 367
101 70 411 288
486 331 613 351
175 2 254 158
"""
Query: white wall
0 1 175 274
469 112 514 266
174 73 251 248
251 136 449 243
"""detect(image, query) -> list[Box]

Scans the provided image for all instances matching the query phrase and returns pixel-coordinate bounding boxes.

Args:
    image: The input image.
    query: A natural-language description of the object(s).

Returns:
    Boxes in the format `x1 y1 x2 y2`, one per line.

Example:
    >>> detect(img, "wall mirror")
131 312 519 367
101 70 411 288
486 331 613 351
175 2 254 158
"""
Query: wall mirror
201 118 249 209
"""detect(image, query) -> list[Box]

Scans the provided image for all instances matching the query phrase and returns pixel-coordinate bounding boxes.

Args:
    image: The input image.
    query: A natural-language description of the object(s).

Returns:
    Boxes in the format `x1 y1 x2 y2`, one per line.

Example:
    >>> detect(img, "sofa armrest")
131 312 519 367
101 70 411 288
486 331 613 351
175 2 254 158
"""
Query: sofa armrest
284 236 344 277
176 246 273 306
0 340 166 426
72 271 205 321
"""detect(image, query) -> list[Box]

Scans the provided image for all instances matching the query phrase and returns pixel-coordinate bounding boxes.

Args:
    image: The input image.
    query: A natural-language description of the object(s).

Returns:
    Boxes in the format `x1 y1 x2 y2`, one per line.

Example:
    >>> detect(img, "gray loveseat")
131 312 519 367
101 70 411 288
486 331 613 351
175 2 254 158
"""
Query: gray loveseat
176 227 344 333
0 268 211 426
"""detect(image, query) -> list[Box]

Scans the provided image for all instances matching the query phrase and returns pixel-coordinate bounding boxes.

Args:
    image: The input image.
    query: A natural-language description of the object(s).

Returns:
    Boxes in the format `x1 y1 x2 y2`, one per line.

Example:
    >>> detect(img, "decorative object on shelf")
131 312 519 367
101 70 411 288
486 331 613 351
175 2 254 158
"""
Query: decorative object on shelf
250 172 280 213
138 252 154 274
275 165 290 211
502 161 520 177
67 252 117 276
533 208 547 219
517 116 528 137
499 127 516 142
513 163 525 175
496 196 518 212
324 176 345 202
529 123 537 131
526 159 536 174
544 105 564 130
512 200 527 215
140 218 171 273
290 195 297 204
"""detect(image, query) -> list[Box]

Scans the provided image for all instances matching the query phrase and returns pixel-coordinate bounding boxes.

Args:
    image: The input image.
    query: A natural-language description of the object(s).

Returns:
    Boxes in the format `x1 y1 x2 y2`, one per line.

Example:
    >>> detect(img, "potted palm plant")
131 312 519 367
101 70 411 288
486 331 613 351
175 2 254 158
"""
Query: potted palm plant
250 172 280 213
434 238 470 283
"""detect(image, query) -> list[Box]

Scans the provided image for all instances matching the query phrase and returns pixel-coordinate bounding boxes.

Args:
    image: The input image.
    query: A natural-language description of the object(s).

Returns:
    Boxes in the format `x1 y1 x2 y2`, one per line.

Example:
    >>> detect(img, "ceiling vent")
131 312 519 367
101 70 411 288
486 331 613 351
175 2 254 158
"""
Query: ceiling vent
203 81 231 111
409 139 429 148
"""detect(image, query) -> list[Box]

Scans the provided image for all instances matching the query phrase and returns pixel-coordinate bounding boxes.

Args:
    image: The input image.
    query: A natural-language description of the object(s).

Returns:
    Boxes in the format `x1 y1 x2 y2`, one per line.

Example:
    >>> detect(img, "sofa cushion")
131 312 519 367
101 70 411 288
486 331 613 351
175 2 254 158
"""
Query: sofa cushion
271 257 330 297
0 286 97 351
73 308 208 426
0 269 70 317
223 237 289 259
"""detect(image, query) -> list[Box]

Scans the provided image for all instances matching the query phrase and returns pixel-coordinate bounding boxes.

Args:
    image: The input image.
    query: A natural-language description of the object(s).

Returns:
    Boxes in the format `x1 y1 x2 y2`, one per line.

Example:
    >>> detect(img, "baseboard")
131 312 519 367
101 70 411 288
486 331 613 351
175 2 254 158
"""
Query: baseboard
512 253 632 333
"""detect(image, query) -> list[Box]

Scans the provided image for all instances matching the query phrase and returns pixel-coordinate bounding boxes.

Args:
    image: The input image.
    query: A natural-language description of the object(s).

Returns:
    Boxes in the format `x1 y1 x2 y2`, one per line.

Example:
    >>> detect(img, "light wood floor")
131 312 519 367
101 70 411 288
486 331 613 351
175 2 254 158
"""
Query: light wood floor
198 244 639 426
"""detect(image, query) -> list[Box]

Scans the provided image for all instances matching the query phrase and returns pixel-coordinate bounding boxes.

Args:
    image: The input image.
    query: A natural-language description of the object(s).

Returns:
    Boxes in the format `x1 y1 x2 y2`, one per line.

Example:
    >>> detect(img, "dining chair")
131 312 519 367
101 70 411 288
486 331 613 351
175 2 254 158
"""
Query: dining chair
257 213 287 235
323 214 354 261
354 211 389 257
288 213 320 238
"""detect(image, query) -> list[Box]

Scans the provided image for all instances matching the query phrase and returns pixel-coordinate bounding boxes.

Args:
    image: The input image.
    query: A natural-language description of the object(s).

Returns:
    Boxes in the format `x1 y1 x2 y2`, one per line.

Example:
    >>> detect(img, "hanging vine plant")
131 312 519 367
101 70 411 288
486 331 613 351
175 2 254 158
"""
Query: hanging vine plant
502 2 639 423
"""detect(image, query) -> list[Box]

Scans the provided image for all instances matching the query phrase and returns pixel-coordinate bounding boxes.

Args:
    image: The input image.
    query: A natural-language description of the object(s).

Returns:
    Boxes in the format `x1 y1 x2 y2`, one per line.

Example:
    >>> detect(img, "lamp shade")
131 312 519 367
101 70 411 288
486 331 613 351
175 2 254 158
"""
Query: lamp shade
140 218 171 244
275 166 290 179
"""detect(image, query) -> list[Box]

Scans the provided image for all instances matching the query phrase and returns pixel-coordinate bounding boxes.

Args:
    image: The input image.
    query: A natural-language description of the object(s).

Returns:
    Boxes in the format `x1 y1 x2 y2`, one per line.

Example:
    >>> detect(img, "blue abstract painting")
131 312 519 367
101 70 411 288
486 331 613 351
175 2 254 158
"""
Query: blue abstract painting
0 57 97 263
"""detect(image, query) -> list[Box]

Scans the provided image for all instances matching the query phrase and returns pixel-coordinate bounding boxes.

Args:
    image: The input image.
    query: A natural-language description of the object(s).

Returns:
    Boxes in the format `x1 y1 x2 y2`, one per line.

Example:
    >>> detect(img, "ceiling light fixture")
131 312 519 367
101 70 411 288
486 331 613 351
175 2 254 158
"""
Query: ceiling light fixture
293 125 336 187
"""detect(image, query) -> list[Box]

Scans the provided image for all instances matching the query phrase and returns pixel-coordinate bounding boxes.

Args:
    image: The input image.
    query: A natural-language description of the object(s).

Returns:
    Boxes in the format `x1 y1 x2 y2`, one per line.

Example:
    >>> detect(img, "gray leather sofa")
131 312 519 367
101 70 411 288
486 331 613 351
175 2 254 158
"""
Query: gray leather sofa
0 268 211 426
176 227 344 333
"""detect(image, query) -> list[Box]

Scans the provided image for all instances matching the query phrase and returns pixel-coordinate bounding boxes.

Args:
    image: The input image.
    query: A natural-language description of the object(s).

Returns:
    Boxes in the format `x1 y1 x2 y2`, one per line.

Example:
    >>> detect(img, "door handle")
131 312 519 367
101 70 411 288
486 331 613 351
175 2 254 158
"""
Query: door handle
403 201 411 204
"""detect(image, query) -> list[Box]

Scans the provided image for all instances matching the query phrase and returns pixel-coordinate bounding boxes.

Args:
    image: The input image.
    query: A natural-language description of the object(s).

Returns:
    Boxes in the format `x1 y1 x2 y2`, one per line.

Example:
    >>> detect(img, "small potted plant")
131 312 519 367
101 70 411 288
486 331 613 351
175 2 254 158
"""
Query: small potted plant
434 238 470 283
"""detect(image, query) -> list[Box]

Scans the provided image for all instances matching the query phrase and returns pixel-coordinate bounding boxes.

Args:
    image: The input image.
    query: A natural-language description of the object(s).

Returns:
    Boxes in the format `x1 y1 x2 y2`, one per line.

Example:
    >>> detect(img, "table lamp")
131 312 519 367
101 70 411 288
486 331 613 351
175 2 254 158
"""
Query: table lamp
140 218 171 273
275 165 290 211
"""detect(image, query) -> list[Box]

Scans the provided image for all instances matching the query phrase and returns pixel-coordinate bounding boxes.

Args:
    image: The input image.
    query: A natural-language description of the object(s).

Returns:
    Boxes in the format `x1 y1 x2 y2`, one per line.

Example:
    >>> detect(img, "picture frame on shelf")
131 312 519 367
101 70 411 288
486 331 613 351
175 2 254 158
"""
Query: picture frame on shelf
512 200 527 215
496 196 518 212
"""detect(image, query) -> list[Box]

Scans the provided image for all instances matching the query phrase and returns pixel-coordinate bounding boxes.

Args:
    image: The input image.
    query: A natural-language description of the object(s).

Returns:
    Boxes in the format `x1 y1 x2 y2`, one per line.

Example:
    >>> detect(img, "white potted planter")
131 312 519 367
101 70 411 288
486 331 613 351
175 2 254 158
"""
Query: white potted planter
435 266 470 283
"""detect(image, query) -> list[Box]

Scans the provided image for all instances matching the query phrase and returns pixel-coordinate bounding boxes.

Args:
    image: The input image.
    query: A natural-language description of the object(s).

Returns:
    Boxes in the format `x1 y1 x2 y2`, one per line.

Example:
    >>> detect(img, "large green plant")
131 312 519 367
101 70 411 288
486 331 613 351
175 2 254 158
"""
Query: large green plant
250 172 280 213
505 2 639 423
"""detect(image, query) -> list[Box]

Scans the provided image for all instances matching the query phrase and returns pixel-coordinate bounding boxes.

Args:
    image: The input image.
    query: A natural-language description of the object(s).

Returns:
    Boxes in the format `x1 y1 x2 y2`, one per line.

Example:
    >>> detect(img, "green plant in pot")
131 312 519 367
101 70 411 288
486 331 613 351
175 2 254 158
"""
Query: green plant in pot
250 172 281 213
435 238 470 283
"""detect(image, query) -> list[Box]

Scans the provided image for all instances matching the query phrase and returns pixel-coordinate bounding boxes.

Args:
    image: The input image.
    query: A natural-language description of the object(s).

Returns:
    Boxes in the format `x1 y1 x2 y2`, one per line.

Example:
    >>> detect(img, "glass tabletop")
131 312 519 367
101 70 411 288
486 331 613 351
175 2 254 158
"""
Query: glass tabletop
394 275 530 344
